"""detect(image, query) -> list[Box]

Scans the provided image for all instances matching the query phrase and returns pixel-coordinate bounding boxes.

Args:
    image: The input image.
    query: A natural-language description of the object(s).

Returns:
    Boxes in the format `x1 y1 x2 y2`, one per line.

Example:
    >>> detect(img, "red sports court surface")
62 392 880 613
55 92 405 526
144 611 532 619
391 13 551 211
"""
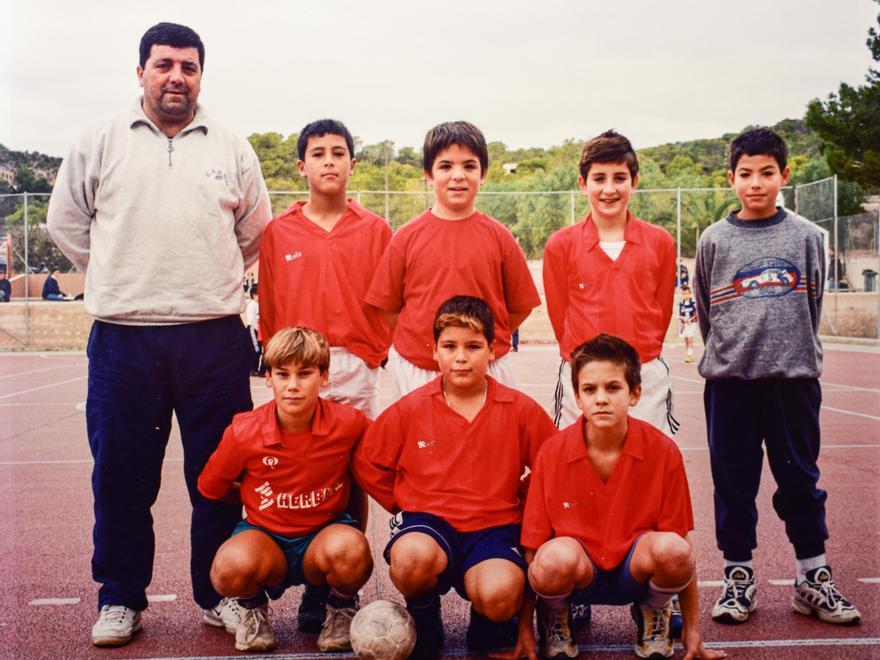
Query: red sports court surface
1 343 878 659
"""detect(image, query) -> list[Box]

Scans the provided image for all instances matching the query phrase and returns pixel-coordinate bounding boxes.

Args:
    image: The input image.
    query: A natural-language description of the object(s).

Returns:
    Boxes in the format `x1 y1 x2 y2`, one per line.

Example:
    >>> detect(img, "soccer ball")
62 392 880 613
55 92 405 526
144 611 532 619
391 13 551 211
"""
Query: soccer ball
350 599 417 660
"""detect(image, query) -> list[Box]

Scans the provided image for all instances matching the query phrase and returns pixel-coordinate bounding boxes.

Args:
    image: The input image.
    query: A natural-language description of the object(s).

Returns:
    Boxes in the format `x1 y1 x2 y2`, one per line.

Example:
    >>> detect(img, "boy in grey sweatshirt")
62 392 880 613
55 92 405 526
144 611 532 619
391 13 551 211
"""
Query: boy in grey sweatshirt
695 128 860 627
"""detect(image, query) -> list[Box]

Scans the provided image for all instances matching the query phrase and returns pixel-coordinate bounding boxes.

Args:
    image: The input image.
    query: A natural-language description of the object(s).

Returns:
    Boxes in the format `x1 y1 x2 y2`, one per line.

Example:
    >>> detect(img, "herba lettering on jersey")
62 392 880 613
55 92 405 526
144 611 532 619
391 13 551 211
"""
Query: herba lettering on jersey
252 480 344 511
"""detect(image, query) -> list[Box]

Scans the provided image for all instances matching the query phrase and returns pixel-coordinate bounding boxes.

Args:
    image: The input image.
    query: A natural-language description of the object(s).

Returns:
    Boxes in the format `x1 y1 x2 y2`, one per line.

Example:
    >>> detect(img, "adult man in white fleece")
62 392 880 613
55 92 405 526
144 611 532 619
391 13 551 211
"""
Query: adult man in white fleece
47 22 271 648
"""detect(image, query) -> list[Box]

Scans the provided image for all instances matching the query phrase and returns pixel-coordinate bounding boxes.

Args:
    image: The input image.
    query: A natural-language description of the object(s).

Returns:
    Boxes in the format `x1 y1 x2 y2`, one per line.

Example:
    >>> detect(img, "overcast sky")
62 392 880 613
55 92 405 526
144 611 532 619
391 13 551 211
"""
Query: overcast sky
2 0 876 158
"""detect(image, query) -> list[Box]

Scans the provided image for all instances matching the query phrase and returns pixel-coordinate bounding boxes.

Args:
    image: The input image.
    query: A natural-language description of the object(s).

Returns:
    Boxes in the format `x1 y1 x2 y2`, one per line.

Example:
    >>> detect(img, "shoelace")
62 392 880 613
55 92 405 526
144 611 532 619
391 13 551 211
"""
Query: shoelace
645 609 667 641
241 608 269 644
219 597 246 619
547 610 571 641
101 605 133 624
815 578 848 608
723 576 752 603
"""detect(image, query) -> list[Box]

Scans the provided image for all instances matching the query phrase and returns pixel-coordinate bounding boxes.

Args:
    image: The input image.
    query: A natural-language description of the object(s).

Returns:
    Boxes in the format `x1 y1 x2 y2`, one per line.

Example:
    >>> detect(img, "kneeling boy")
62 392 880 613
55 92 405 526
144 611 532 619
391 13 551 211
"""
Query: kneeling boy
198 327 373 653
353 296 557 659
522 335 724 660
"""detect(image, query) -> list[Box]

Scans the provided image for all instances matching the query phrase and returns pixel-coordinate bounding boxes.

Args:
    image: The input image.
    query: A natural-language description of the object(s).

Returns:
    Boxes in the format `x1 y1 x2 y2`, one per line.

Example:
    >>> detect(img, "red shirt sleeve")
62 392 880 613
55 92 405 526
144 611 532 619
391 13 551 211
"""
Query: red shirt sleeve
542 231 570 346
198 425 246 501
657 446 695 536
365 239 406 314
500 228 541 314
521 446 553 550
351 404 403 512
258 224 277 341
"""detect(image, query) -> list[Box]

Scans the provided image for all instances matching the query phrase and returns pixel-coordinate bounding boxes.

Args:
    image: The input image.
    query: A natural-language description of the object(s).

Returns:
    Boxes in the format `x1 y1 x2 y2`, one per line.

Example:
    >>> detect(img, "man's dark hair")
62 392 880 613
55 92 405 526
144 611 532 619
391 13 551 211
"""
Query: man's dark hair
139 23 205 70
570 333 641 393
433 295 495 344
728 128 788 172
297 119 355 161
423 121 489 175
579 130 639 180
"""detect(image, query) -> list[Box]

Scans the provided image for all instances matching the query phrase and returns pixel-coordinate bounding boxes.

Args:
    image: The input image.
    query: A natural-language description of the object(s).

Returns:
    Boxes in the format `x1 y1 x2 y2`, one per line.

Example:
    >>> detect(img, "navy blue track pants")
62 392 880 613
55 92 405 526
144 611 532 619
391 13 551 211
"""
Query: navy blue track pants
86 316 253 611
704 377 828 562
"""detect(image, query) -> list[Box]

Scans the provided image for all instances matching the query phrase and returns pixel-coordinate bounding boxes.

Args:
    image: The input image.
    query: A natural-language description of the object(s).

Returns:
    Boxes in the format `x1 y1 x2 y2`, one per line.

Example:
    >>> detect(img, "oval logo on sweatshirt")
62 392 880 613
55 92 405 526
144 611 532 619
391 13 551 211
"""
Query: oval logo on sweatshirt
732 257 800 298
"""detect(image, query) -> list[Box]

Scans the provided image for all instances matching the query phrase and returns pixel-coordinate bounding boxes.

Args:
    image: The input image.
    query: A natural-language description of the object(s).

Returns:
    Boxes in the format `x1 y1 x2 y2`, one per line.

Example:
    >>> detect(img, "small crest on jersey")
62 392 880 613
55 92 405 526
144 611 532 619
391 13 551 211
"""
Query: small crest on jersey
262 456 279 469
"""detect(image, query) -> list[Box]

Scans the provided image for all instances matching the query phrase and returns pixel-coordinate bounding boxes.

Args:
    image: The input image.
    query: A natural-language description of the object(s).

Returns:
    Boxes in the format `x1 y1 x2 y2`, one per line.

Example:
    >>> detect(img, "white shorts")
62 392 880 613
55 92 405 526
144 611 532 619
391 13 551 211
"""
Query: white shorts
552 355 678 435
322 347 380 419
387 348 515 400
679 322 697 339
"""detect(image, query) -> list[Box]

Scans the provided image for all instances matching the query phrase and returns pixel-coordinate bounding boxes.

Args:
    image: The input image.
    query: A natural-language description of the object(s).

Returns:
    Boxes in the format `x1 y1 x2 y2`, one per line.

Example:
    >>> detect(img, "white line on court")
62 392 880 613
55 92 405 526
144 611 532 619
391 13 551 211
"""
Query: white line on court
29 598 81 606
0 364 76 380
821 405 880 421
147 594 178 602
858 577 880 584
768 579 793 586
822 381 880 394
0 376 86 400
698 580 724 587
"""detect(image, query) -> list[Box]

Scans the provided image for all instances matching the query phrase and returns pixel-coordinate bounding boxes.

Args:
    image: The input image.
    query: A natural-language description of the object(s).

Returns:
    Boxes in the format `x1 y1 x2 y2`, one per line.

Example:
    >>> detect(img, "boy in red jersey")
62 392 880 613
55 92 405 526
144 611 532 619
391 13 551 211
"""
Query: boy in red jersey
366 121 540 399
353 296 557 659
543 131 677 434
198 327 373 653
259 119 391 419
520 335 724 660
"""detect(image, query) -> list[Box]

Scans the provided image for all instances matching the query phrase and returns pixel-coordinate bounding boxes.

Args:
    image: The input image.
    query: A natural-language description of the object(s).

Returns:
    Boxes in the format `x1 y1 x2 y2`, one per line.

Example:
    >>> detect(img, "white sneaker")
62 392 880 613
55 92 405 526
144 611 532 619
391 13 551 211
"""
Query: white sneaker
235 605 276 652
203 597 247 634
631 602 674 659
792 565 862 625
317 604 357 652
91 605 143 647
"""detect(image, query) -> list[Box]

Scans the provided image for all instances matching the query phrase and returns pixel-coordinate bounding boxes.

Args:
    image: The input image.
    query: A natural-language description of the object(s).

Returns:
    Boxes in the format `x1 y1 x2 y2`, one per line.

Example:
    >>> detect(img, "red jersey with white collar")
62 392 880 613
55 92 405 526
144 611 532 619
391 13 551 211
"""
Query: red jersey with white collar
521 416 694 570
365 210 540 370
352 376 557 532
198 398 369 536
259 199 392 368
543 212 676 364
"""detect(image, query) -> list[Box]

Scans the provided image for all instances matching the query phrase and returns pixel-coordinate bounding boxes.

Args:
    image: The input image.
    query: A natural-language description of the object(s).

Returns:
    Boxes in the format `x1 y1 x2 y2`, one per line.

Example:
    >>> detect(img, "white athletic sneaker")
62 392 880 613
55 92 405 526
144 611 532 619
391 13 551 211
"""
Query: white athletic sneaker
317 604 357 652
235 605 276 652
91 605 143 647
711 564 757 624
537 600 579 659
631 602 674 659
792 565 861 625
203 597 247 634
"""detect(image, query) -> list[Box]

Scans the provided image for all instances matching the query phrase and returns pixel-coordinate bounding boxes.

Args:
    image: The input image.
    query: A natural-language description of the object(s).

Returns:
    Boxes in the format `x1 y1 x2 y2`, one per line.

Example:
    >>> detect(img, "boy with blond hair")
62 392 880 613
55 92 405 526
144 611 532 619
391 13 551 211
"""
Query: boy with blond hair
366 121 540 399
522 334 725 660
198 327 373 653
353 296 557 659
543 130 676 434
695 127 860 626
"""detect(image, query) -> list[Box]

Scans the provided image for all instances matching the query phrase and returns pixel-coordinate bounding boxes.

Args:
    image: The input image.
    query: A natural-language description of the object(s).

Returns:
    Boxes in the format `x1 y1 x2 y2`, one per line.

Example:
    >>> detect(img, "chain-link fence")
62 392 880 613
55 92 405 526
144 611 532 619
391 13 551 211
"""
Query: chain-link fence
2 177 878 346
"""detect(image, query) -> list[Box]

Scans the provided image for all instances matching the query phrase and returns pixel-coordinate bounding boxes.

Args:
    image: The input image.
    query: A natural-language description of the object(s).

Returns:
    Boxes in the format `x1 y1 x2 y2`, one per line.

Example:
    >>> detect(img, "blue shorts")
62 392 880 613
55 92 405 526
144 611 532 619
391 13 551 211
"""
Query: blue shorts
384 511 527 598
573 536 648 606
233 512 357 599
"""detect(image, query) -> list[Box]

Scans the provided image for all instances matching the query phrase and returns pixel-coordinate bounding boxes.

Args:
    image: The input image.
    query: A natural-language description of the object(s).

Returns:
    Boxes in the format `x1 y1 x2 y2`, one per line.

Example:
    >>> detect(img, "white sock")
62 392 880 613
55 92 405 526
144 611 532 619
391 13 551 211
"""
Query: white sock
725 559 753 571
796 554 827 584
640 578 689 609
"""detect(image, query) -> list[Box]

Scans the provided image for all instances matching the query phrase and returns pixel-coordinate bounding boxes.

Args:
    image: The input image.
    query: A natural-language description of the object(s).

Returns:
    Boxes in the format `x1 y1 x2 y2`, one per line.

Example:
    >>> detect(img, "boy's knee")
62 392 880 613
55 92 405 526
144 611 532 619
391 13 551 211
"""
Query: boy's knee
390 536 446 593
651 533 694 581
210 544 259 595
472 580 522 622
530 540 581 591
322 529 373 580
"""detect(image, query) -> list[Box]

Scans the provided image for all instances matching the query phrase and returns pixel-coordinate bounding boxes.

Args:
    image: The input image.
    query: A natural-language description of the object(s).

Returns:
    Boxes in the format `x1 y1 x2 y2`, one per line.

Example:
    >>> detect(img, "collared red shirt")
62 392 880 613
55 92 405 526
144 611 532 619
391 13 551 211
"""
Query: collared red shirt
259 199 392 368
365 210 540 370
352 376 557 532
198 398 369 536
521 416 694 570
543 212 676 364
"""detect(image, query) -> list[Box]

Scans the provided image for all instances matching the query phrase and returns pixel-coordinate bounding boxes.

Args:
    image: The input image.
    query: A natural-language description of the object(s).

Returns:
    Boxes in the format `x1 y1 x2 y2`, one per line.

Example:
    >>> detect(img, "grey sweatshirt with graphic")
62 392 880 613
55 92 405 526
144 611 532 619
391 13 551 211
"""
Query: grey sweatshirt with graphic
694 209 825 380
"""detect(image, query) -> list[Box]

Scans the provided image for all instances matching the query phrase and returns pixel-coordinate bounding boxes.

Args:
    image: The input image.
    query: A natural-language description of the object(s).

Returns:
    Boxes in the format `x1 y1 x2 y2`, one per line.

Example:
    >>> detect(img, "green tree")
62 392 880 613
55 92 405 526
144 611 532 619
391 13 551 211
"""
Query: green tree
13 165 52 193
805 3 880 190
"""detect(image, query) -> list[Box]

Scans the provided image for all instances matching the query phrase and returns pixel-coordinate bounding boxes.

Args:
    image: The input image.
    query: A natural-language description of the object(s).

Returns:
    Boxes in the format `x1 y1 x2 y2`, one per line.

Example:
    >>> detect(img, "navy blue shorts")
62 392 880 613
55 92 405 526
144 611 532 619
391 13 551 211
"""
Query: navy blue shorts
384 511 527 598
233 513 357 599
573 536 648 606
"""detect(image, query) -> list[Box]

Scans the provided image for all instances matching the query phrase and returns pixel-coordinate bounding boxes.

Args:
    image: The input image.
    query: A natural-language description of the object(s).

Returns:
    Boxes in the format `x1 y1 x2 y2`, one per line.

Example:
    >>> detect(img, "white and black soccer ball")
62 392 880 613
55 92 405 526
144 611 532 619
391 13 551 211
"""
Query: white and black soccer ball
350 599 417 660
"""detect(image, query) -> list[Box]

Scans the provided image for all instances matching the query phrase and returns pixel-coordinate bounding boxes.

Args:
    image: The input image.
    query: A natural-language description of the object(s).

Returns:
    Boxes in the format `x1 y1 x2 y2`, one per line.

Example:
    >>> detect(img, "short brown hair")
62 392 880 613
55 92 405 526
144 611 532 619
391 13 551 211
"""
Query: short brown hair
263 326 330 373
423 121 489 175
433 295 494 344
579 130 639 180
570 334 641 392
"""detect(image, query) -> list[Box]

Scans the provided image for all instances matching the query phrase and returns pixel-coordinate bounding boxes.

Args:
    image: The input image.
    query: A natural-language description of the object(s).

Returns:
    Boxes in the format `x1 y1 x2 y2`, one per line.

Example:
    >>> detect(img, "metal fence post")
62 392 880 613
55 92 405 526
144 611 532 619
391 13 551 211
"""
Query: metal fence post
676 188 682 287
23 192 30 346
833 175 838 327
569 191 575 226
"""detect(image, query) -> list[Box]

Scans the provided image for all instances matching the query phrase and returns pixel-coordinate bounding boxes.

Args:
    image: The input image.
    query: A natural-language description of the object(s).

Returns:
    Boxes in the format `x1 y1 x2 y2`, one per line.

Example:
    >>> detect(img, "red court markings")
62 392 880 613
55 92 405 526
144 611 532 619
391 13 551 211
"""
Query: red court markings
2 346 879 658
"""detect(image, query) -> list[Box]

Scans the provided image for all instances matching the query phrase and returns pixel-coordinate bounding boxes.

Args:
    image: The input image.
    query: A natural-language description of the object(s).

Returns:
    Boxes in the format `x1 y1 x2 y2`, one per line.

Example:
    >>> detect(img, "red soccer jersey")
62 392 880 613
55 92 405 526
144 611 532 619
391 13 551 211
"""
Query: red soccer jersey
365 210 540 371
521 417 694 570
351 376 557 532
542 213 676 364
259 200 392 368
198 398 369 536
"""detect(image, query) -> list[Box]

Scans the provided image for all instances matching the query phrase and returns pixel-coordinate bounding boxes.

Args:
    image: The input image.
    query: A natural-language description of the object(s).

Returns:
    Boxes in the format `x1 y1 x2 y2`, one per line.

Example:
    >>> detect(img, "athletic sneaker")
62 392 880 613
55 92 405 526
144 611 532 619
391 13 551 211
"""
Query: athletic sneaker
91 605 143 647
235 605 275 652
630 602 674 659
792 565 861 625
407 597 444 660
298 584 329 633
711 565 757 624
537 600 578 659
569 589 592 631
465 606 518 653
684 355 693 363
203 597 247 634
317 603 357 652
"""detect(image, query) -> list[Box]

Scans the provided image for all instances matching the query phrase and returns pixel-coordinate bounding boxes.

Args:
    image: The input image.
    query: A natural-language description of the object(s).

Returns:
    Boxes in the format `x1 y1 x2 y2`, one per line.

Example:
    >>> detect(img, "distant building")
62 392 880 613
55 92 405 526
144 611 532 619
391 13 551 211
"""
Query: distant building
502 162 518 174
